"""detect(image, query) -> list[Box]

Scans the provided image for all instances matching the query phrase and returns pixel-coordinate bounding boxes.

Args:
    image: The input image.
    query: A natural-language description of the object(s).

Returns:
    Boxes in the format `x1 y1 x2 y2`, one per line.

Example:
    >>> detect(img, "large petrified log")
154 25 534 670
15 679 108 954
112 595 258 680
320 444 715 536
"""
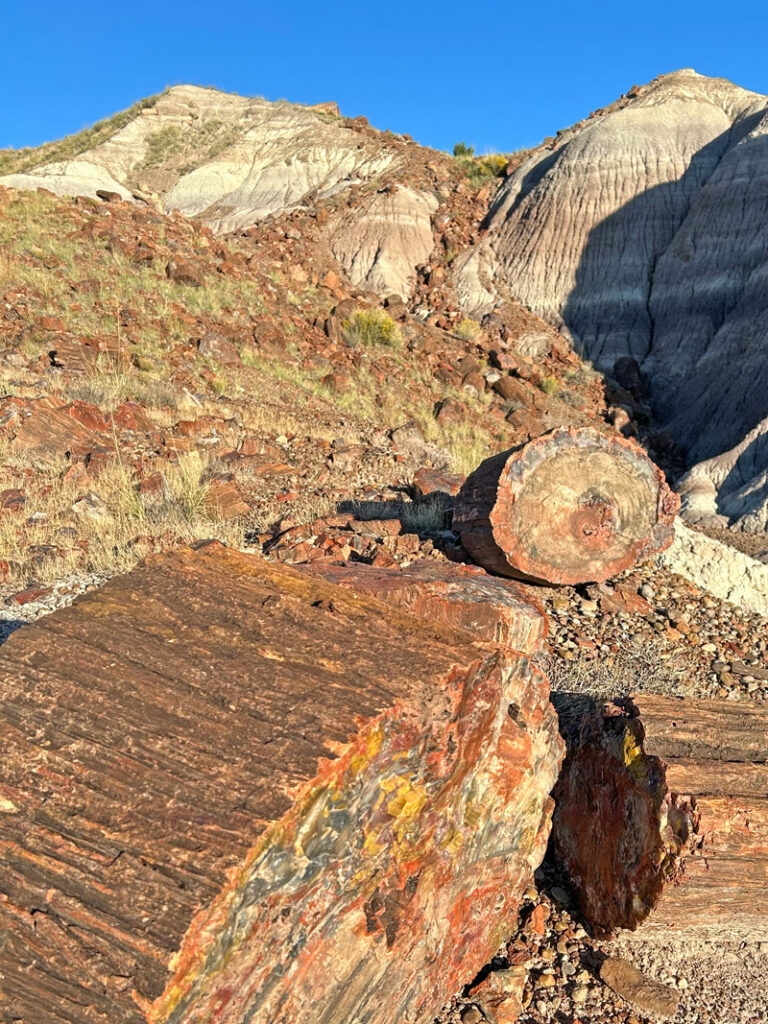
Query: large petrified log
302 559 547 654
452 427 679 584
0 543 562 1024
550 692 768 941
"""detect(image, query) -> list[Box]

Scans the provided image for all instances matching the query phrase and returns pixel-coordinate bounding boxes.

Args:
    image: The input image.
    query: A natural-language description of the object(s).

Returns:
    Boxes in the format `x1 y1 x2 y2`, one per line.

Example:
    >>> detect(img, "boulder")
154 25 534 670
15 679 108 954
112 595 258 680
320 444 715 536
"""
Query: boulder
0 544 562 1024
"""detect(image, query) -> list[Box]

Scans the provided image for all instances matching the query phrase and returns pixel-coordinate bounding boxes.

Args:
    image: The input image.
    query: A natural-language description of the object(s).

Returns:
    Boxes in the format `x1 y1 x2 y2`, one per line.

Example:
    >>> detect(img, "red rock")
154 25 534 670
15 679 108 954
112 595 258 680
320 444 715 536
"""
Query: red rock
319 269 342 291
38 315 65 332
493 375 530 403
413 467 466 497
599 583 652 616
528 903 549 936
203 475 250 520
197 332 241 365
0 488 26 512
1 544 571 1024
301 560 547 655
434 397 466 426
166 258 202 287
7 585 52 606
351 518 402 538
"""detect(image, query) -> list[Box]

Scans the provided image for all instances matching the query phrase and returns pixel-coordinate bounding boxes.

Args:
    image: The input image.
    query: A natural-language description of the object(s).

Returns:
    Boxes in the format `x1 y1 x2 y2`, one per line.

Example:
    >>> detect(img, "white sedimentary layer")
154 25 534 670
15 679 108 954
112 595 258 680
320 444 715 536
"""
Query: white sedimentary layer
658 520 768 616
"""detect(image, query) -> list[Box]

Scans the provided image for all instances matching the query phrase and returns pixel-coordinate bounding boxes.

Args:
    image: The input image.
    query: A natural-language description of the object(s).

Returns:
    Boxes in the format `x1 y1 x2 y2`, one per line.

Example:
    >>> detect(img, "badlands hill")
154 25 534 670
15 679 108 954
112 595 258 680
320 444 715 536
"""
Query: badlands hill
0 85 456 301
3 77 768 1024
457 69 768 532
6 73 768 536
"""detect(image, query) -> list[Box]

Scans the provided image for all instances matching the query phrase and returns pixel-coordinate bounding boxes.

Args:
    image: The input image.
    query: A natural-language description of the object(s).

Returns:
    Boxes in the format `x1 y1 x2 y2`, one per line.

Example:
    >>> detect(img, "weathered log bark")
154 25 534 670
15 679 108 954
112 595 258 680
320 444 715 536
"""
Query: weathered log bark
550 692 768 941
452 427 679 585
302 559 547 654
0 543 562 1024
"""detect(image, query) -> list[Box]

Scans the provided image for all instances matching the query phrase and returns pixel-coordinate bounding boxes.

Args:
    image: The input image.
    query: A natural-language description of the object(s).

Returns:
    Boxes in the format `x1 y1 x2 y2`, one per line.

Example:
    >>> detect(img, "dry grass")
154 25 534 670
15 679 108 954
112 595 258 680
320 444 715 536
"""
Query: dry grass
0 448 246 584
399 495 449 534
539 637 700 701
0 93 164 176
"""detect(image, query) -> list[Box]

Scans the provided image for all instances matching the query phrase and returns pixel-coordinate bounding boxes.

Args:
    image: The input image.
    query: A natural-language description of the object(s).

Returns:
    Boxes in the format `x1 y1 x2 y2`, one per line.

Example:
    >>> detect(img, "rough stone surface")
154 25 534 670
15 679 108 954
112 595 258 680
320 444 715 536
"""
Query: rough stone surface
658 520 768 616
551 692 768 942
302 559 547 654
457 69 768 530
453 428 678 585
330 185 438 298
0 543 562 1024
0 86 395 233
600 957 680 1019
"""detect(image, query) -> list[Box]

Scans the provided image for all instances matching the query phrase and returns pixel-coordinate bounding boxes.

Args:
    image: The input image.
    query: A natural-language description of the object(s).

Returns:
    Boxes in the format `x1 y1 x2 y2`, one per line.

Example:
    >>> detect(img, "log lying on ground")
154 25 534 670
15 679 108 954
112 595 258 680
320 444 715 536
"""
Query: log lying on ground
550 692 768 941
0 543 562 1024
452 427 679 584
302 559 547 653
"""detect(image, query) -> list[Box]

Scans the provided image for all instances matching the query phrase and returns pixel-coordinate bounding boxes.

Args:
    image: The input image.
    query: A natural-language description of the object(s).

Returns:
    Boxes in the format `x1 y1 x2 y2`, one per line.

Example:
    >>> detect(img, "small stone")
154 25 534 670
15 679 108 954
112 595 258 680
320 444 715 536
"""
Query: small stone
460 1005 484 1023
571 984 589 1003
600 957 680 1019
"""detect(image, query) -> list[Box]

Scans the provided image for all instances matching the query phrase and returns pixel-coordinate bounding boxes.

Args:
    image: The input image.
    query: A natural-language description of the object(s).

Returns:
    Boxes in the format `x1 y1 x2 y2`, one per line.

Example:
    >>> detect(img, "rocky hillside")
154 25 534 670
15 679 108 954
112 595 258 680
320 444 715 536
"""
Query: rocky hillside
0 86 469 301
457 69 768 532
3 78 768 1024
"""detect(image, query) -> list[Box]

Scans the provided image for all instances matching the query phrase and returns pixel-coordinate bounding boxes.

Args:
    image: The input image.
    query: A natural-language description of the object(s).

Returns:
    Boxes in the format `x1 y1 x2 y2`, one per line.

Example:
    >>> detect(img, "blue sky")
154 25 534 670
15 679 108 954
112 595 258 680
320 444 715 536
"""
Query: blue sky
3 1 767 155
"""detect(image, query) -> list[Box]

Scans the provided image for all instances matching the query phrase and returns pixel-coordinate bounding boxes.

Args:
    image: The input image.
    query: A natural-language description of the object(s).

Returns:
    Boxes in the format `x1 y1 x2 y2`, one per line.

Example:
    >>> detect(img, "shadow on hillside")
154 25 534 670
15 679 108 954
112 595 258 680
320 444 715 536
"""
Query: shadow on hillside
0 620 25 646
560 113 768 468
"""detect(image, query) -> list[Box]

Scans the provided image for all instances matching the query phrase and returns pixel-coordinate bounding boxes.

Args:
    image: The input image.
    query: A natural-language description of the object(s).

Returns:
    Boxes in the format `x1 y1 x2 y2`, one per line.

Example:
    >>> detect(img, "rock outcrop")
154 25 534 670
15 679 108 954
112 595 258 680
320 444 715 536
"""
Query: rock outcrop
457 70 768 530
0 87 443 299
0 543 562 1024
330 185 438 299
657 520 768 616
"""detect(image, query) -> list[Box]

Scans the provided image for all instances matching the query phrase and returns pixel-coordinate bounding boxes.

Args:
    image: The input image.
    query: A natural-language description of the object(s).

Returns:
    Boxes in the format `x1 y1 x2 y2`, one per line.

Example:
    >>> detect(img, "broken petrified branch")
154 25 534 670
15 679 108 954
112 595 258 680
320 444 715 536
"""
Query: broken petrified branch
0 544 562 1024
550 692 768 941
452 427 679 585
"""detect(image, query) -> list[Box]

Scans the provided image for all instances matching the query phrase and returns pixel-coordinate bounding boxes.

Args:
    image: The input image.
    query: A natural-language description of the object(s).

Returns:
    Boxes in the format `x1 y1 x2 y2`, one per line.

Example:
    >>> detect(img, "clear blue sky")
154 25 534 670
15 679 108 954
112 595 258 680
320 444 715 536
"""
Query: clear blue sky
2 1 767 155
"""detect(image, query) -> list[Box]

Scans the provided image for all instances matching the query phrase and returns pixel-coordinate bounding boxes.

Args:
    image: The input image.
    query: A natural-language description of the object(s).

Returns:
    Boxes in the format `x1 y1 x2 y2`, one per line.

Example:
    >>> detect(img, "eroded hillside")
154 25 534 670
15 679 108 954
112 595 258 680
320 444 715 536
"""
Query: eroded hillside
457 69 768 532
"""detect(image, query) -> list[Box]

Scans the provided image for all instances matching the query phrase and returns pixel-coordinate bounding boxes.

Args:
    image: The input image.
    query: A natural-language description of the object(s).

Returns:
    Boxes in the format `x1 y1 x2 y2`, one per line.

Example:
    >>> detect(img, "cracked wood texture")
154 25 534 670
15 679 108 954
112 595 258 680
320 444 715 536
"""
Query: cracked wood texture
301 559 547 654
550 692 768 941
0 543 562 1024
452 427 679 585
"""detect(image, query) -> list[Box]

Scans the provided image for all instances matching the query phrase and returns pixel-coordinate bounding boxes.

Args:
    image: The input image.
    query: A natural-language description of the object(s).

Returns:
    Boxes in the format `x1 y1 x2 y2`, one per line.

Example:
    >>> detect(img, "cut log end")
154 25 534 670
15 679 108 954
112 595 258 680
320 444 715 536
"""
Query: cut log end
453 428 679 585
550 692 768 942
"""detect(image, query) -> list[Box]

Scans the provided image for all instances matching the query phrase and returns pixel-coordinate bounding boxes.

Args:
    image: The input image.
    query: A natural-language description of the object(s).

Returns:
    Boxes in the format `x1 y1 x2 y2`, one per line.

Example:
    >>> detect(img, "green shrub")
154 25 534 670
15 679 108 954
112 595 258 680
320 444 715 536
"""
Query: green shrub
539 375 559 396
455 152 509 185
453 141 474 157
454 317 482 341
341 308 402 348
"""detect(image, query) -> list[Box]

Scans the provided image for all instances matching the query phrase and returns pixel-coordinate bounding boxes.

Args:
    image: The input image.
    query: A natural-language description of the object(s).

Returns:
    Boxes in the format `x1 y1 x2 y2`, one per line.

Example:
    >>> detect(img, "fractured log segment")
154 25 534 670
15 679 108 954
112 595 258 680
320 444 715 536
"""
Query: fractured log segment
452 427 679 585
0 543 563 1024
302 559 547 654
550 692 768 941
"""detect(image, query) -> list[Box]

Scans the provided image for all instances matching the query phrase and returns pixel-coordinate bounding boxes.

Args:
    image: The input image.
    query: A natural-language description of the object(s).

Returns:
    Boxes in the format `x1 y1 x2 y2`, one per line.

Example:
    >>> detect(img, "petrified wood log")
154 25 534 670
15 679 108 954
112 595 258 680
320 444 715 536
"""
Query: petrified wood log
302 559 547 654
0 543 562 1024
550 692 768 941
452 427 679 585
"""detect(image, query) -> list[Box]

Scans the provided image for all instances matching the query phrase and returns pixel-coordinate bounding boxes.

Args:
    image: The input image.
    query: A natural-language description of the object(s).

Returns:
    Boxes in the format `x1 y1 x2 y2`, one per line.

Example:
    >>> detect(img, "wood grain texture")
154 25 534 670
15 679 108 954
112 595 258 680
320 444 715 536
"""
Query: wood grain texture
0 543 562 1024
550 692 768 941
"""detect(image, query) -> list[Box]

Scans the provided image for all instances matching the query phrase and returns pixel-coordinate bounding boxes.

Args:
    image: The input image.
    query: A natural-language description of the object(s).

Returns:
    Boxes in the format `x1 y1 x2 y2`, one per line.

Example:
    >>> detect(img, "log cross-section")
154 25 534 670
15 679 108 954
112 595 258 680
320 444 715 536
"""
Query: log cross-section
550 692 768 941
0 544 562 1024
452 428 679 584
